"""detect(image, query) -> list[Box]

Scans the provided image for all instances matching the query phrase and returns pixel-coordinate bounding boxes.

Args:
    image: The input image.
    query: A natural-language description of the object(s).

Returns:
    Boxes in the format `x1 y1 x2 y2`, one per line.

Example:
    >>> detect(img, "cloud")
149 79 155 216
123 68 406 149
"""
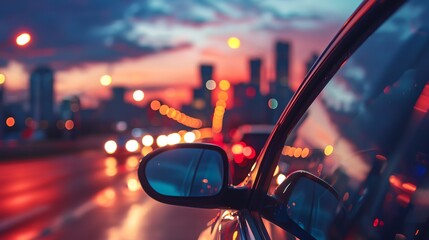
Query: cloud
0 0 360 71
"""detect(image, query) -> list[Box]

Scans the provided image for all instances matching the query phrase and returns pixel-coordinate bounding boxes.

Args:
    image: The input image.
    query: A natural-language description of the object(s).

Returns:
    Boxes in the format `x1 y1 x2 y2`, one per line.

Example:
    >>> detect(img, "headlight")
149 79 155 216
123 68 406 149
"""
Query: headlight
104 140 117 154
184 131 196 143
156 135 168 147
125 139 139 152
142 135 154 147
276 174 286 186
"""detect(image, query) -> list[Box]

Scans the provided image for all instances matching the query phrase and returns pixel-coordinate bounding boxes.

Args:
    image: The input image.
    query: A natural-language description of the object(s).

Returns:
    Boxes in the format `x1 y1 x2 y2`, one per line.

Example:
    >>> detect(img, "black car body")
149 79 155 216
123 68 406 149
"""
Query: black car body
138 0 429 239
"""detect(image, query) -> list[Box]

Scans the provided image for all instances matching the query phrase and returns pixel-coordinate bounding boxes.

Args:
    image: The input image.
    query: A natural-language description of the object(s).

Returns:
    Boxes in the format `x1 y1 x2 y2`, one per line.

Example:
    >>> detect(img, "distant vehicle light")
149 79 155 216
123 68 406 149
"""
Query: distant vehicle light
125 139 139 152
142 135 154 147
156 135 168 147
231 143 244 155
167 133 181 145
324 145 334 156
133 90 145 102
141 146 153 156
276 174 286 186
184 132 196 143
104 140 117 154
242 146 256 159
127 178 140 192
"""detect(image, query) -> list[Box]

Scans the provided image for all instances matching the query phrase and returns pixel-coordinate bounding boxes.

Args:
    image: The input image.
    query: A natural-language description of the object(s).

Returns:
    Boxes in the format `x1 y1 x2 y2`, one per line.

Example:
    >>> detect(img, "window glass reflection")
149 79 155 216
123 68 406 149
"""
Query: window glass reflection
268 0 429 239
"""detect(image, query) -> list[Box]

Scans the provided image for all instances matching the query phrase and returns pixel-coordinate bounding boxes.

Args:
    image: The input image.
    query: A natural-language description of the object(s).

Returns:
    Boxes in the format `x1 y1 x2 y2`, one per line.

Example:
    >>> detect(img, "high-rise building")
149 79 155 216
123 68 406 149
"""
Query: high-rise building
250 58 262 87
194 64 214 109
30 66 55 128
275 41 291 87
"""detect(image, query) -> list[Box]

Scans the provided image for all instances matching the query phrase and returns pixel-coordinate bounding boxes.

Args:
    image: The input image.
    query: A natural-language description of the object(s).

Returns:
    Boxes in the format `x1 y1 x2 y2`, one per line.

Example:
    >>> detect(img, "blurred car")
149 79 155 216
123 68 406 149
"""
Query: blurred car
137 0 429 240
227 124 274 184
103 134 141 156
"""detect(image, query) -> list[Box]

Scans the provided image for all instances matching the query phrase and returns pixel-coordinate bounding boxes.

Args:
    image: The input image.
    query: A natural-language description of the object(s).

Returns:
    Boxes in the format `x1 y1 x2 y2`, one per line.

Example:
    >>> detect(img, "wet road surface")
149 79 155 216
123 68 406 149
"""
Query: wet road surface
0 151 217 240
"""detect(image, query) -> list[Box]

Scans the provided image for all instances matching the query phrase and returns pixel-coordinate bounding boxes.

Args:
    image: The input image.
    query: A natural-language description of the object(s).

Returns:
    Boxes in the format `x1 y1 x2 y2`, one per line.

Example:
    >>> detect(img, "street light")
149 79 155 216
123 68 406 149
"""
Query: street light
16 33 31 46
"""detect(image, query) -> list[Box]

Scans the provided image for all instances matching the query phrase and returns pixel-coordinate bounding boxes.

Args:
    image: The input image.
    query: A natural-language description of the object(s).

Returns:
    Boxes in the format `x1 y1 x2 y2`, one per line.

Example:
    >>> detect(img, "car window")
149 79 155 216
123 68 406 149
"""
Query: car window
265 0 429 239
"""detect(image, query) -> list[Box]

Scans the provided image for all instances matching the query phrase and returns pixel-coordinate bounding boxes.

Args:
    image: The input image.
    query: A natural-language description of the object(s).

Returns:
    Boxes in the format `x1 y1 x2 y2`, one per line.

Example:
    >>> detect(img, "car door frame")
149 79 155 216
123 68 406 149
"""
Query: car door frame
232 0 407 239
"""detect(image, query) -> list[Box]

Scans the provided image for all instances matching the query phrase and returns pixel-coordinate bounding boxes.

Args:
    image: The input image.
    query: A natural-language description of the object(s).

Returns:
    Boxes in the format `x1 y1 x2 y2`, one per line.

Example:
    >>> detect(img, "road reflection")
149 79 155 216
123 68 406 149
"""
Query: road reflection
0 152 216 240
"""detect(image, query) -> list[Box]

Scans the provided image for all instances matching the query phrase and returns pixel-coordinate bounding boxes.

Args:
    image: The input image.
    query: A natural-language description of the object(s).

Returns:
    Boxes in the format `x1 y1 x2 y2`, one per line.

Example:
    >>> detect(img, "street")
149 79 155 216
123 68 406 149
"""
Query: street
0 150 218 240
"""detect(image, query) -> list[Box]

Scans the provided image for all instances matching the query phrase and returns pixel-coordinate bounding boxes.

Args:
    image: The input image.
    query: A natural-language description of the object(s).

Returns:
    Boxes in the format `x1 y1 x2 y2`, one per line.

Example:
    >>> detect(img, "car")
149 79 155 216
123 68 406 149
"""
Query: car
227 124 274 185
137 0 429 239
103 134 141 157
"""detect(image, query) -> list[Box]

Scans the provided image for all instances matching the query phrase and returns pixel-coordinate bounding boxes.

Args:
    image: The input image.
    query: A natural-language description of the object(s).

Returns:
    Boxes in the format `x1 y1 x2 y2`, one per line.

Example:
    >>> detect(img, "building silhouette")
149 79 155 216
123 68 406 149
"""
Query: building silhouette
249 58 262 89
182 64 214 127
193 64 214 109
275 41 291 87
59 95 81 138
29 66 55 130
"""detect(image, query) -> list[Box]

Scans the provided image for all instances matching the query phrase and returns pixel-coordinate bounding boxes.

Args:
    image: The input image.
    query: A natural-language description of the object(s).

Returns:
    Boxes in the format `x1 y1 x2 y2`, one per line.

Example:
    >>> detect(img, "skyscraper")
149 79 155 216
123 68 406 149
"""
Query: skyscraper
249 58 262 88
194 64 214 109
30 66 55 128
275 41 291 87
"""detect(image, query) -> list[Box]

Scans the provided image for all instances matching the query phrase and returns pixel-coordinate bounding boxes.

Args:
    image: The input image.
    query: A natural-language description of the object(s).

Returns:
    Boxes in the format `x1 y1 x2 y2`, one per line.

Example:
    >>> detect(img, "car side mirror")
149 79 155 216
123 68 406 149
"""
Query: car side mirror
264 171 343 240
138 143 230 208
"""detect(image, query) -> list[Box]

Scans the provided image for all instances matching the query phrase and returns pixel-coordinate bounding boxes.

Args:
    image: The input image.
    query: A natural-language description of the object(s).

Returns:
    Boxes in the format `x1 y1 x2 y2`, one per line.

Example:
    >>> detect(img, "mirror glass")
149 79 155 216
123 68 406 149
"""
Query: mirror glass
145 148 224 197
287 177 341 240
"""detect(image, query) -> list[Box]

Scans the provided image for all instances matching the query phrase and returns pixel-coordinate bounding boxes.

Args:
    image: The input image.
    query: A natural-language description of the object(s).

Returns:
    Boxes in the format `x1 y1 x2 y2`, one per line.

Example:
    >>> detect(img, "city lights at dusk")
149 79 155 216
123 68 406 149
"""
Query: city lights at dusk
0 0 360 109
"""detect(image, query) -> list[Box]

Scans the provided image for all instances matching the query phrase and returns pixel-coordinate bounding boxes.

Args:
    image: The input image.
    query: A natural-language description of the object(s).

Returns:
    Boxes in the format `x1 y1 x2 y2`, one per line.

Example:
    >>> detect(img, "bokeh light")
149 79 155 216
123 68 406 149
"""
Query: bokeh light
206 80 216 90
324 145 334 156
100 75 112 86
277 174 286 185
268 98 278 109
167 133 181 145
16 33 31 46
301 148 310 158
159 105 169 115
125 139 139 152
184 132 196 143
116 121 127 132
0 74 5 85
228 37 241 49
6 117 15 127
150 100 161 110
219 80 230 91
65 120 74 130
142 135 154 147
127 178 140 192
141 146 153 156
104 140 117 154
133 90 145 101
156 135 168 147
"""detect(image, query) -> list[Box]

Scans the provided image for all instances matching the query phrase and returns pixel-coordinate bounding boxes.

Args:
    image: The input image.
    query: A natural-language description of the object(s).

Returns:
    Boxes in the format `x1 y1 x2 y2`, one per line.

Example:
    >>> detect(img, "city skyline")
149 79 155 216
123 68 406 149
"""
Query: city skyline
0 0 360 108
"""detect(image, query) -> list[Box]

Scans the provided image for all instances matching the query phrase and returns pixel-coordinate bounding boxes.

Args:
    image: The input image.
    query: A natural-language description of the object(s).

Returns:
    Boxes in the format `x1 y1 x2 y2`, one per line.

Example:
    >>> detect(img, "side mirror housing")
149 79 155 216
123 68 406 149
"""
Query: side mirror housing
138 143 234 209
263 171 343 240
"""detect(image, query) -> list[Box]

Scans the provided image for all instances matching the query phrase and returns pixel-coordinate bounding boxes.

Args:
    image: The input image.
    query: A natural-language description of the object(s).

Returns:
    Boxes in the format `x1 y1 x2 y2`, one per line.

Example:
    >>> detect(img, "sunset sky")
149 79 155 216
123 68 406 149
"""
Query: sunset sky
0 0 360 108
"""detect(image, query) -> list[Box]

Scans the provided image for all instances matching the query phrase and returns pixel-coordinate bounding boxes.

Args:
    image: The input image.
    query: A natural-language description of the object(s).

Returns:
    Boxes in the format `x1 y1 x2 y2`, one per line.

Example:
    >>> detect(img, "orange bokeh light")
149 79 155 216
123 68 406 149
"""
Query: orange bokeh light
65 120 74 130
6 117 15 127
150 100 161 110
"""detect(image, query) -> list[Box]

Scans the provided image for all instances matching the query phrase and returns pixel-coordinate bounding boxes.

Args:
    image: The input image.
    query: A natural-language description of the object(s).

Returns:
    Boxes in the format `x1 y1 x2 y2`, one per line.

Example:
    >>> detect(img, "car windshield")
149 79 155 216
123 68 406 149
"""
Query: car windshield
267 0 429 239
